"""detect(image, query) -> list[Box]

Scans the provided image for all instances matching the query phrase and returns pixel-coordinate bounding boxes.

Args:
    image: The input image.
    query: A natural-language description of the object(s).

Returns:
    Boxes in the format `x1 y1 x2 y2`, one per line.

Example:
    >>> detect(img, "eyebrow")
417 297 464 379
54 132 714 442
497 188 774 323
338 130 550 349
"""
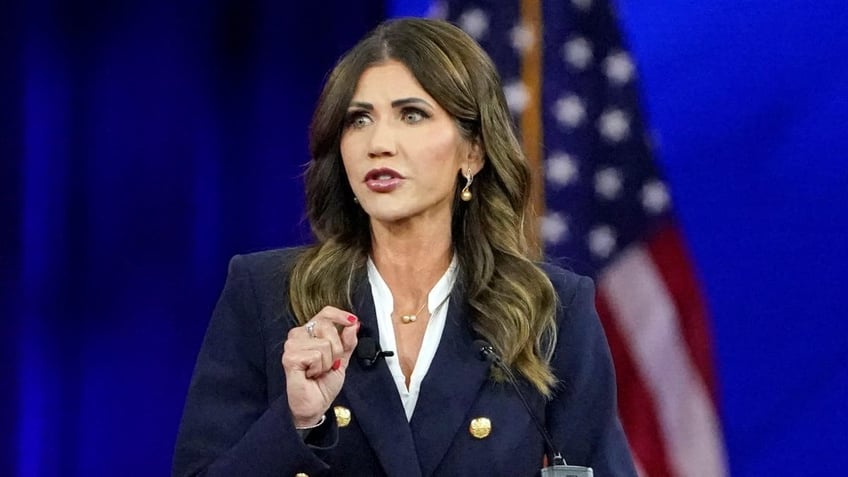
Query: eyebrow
348 97 434 110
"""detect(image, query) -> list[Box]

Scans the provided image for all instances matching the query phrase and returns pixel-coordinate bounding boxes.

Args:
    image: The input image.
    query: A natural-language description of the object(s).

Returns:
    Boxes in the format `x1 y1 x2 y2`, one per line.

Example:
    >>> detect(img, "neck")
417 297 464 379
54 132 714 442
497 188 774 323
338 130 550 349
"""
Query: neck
370 218 453 308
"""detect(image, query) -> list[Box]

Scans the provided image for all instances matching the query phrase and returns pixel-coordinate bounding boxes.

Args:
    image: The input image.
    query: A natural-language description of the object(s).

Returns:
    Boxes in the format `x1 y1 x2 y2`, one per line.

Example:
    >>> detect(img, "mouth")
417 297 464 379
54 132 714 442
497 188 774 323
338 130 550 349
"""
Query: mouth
364 168 405 181
364 168 405 193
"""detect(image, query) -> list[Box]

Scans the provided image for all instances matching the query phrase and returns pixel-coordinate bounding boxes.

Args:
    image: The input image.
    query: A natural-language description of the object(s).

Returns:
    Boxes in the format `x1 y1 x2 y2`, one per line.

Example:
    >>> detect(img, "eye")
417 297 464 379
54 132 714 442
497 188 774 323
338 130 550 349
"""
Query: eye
401 107 430 124
345 111 372 129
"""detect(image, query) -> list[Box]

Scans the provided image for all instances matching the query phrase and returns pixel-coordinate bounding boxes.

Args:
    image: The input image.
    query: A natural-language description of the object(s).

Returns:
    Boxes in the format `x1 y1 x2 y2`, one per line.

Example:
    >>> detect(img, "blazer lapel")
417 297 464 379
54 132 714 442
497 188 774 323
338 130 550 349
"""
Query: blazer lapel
409 289 491 477
341 278 423 477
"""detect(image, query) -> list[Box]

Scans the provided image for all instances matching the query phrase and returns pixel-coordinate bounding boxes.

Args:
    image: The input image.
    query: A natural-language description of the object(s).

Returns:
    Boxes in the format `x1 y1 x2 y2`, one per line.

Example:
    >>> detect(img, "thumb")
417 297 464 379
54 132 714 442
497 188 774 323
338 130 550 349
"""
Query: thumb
339 322 359 366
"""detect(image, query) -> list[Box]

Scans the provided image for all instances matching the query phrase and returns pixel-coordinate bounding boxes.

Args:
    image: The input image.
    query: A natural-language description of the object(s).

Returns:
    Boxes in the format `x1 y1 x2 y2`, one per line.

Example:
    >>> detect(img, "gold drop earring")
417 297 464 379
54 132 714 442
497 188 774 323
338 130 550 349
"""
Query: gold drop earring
460 168 474 202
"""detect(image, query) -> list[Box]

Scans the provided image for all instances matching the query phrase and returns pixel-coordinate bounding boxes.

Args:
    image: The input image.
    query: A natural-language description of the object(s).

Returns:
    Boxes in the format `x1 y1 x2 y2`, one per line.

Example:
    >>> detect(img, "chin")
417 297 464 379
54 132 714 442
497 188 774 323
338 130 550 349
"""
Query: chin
359 193 452 226
362 206 416 224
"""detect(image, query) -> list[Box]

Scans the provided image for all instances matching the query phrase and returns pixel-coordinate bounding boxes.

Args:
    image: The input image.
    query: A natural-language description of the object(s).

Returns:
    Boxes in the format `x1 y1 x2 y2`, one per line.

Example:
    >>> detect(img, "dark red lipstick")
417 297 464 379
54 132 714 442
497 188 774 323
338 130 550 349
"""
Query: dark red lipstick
364 168 405 193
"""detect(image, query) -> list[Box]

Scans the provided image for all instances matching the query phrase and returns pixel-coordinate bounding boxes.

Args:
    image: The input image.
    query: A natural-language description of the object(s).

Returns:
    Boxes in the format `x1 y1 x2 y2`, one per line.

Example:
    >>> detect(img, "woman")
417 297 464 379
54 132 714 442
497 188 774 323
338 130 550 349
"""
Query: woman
173 18 636 477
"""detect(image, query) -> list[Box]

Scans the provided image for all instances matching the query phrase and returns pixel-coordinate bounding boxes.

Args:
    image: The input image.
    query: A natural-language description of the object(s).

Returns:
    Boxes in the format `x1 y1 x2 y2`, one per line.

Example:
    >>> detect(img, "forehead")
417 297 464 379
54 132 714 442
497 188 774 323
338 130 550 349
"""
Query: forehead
351 60 435 103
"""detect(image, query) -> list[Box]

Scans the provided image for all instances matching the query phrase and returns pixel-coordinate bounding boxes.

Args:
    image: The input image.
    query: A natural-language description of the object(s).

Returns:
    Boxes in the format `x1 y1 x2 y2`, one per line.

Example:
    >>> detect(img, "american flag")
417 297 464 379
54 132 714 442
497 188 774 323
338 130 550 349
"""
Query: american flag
437 0 728 475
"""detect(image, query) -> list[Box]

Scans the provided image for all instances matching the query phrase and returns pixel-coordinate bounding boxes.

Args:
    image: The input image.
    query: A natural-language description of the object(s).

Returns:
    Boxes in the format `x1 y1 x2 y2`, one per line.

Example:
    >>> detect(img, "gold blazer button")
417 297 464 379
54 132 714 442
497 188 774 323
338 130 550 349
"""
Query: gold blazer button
334 405 352 427
469 417 492 439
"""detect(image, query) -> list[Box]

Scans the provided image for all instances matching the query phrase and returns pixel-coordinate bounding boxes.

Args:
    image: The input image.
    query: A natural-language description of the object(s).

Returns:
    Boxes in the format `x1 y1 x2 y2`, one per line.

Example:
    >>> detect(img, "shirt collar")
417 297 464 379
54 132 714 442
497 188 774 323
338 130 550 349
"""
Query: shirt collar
366 253 458 312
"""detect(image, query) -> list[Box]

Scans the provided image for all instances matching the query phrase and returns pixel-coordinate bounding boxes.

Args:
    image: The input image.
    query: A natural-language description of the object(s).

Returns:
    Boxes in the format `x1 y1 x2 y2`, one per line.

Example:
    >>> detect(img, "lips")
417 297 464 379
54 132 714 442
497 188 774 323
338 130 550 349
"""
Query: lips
364 168 405 193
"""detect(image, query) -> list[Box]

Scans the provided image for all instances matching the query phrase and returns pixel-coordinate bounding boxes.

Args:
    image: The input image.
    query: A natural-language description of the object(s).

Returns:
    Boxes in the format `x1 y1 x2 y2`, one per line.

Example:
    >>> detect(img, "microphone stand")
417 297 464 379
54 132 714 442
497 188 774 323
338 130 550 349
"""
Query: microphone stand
474 340 593 477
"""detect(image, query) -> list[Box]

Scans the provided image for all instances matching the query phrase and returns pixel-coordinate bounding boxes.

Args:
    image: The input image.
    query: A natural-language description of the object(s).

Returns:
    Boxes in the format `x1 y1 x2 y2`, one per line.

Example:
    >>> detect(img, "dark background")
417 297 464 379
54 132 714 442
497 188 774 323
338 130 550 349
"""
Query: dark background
2 0 846 475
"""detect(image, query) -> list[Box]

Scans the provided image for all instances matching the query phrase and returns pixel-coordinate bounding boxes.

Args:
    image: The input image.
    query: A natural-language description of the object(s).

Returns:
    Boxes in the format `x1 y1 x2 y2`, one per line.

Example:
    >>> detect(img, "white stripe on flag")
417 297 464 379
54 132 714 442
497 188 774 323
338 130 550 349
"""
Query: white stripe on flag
633 456 647 477
600 246 727 477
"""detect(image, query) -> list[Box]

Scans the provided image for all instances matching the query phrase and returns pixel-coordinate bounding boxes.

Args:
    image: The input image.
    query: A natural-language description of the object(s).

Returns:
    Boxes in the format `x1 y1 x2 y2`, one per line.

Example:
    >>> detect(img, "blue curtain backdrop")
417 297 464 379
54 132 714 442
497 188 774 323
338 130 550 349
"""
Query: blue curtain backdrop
3 0 847 476
2 1 384 475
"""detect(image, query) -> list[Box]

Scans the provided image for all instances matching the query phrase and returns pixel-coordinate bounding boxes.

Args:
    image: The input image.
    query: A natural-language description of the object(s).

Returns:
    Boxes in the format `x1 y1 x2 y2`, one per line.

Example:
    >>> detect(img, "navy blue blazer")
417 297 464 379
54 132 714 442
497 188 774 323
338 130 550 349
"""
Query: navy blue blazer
172 248 637 476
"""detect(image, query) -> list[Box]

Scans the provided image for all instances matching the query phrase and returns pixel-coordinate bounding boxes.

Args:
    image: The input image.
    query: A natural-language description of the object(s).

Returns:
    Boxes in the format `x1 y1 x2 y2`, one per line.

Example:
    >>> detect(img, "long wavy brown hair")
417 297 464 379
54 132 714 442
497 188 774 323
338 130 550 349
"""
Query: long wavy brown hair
289 18 558 396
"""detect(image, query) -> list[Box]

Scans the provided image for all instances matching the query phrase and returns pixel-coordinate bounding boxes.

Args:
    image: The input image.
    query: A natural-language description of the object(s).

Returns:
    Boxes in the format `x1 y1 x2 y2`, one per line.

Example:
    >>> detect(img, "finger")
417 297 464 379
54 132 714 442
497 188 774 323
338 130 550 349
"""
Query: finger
310 320 344 357
305 353 326 378
286 337 335 374
287 319 343 357
287 325 311 341
282 348 326 378
338 321 360 367
305 338 335 372
313 306 359 328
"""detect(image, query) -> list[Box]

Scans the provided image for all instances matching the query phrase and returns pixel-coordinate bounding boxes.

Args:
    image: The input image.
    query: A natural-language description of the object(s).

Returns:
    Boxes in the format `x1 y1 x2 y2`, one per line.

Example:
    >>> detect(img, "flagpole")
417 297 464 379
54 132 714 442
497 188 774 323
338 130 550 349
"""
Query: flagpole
519 0 544 259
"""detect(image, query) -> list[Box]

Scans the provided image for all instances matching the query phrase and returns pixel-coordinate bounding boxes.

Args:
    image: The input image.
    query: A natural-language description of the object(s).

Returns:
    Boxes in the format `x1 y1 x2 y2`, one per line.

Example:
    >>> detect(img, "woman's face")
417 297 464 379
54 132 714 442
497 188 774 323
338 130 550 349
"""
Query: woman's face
340 60 481 227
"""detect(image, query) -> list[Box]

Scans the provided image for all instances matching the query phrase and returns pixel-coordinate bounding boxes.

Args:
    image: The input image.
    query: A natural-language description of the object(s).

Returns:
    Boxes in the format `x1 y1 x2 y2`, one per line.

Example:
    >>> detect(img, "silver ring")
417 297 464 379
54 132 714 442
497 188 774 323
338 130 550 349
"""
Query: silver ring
305 321 316 339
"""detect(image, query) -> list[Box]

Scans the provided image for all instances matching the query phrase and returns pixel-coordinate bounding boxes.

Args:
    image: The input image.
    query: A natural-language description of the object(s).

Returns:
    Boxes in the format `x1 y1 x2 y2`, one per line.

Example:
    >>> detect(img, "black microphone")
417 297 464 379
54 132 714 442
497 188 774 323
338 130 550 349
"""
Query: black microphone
356 336 394 368
473 340 593 477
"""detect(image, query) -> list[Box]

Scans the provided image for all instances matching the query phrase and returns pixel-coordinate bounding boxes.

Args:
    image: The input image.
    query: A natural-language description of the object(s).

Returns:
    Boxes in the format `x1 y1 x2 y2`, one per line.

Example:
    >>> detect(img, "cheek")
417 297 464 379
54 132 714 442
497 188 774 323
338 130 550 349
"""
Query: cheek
422 146 464 191
339 137 359 181
339 136 352 165
415 130 464 170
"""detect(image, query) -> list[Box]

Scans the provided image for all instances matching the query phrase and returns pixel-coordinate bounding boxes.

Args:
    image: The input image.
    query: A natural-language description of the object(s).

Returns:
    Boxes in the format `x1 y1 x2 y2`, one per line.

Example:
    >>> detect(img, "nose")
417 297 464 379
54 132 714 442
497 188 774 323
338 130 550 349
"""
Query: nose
367 120 397 158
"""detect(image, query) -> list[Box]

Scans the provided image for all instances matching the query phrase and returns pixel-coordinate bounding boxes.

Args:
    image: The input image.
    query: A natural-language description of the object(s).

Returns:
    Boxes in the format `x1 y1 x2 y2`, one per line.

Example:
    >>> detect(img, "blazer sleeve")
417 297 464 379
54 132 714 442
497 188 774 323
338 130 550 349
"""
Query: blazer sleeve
171 254 336 477
546 273 638 477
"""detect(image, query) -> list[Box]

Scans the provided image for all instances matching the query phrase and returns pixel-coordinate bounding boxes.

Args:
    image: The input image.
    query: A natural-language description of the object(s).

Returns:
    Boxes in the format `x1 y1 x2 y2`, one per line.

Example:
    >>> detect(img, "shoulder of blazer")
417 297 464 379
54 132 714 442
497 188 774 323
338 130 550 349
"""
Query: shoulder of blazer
224 246 309 325
236 246 307 275
232 246 307 288
538 261 593 308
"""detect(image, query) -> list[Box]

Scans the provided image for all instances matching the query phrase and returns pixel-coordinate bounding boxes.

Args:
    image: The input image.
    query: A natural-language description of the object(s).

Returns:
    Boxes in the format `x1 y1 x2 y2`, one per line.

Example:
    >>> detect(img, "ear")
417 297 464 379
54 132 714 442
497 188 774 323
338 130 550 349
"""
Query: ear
464 139 485 175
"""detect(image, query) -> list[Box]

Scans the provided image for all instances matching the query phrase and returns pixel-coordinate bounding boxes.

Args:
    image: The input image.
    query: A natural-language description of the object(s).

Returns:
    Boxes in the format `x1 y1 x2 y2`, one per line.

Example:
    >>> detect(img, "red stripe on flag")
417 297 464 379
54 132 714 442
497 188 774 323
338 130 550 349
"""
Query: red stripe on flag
596 290 673 477
645 223 719 401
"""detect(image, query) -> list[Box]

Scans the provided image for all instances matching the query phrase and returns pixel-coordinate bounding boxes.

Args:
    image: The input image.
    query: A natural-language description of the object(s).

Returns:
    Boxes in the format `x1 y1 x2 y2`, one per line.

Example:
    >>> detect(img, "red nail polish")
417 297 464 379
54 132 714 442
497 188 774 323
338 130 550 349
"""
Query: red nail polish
347 315 357 323
332 359 341 370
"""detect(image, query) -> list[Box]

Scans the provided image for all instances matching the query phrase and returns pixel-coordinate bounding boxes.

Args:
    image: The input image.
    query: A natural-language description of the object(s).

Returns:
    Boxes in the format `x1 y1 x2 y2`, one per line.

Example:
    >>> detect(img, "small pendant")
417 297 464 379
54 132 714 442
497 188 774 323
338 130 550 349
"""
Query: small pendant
400 314 416 324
